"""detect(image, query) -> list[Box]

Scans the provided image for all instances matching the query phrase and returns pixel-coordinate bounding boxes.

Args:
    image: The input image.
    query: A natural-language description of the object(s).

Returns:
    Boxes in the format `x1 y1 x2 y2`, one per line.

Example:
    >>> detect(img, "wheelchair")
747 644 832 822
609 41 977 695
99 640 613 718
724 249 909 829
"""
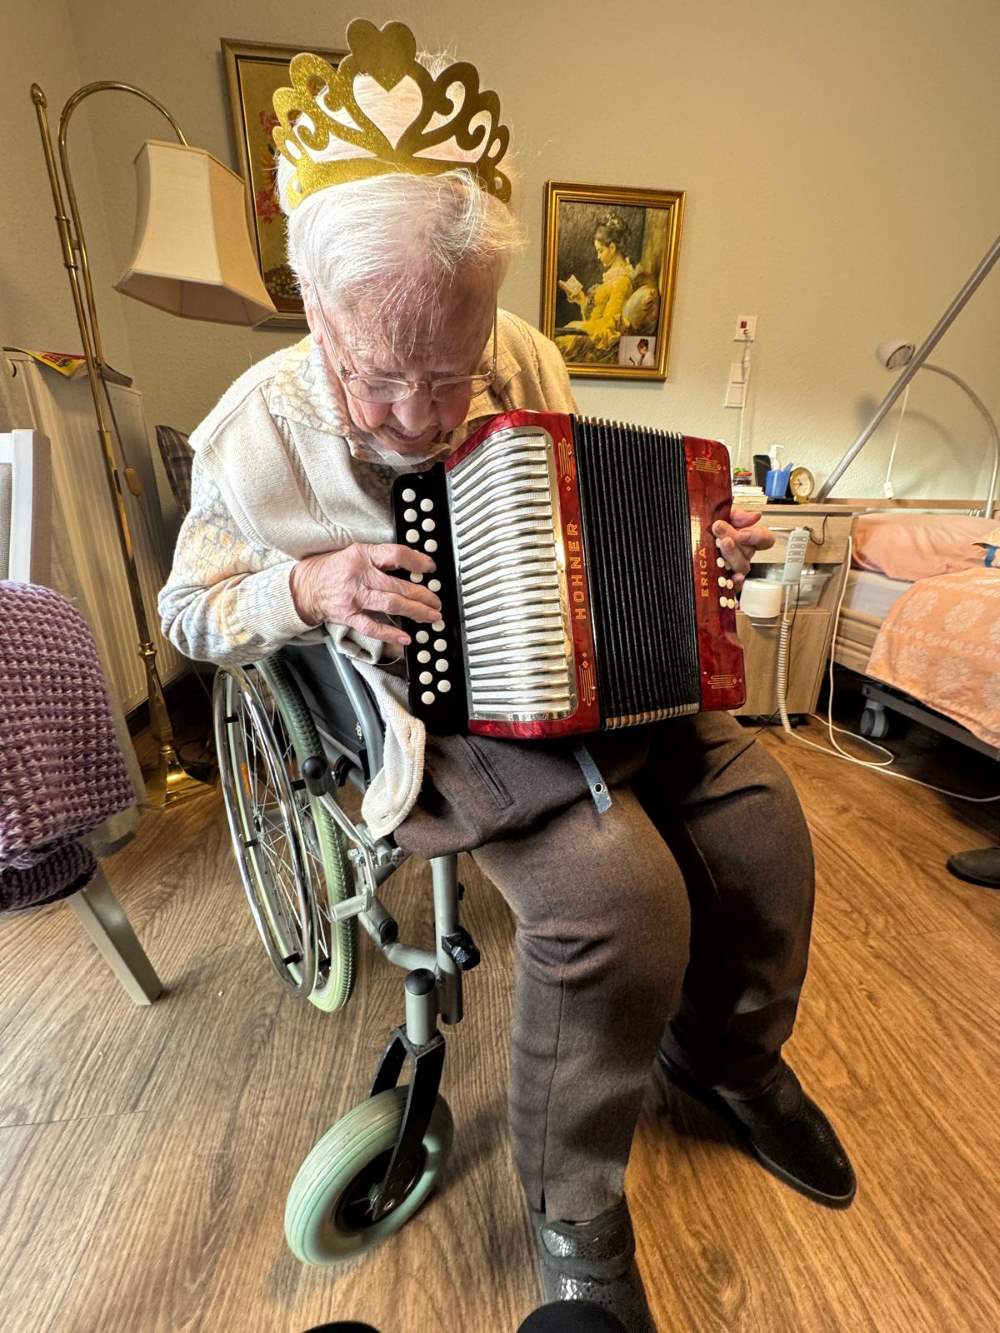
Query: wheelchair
212 634 477 1266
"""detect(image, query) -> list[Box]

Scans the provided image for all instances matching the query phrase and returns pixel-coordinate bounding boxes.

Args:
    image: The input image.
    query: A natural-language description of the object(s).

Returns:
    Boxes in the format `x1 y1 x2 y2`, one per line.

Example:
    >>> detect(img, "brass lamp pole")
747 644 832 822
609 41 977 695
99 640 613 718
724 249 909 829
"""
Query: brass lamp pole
31 79 275 806
31 80 207 808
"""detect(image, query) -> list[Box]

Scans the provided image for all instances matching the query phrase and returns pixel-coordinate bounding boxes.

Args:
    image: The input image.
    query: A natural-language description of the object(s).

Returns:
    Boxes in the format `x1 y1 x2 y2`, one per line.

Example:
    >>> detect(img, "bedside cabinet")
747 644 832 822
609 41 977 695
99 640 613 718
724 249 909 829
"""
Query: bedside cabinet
732 506 854 718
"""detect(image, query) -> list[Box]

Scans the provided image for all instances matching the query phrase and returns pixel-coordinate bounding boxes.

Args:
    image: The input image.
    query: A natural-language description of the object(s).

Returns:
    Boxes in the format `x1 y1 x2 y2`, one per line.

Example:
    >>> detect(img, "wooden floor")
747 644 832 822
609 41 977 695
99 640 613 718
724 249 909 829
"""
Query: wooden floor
1 689 998 1333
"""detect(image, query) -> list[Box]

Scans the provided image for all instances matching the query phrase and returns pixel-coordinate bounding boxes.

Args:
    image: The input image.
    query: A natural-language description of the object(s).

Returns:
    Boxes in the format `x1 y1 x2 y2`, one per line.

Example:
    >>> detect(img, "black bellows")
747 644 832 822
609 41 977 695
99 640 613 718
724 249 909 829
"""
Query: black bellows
575 418 700 723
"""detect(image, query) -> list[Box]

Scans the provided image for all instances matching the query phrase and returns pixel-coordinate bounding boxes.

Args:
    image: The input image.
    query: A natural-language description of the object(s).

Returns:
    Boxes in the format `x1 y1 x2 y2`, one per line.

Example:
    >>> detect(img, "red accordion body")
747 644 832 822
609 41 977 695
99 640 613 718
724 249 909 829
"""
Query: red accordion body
392 411 746 738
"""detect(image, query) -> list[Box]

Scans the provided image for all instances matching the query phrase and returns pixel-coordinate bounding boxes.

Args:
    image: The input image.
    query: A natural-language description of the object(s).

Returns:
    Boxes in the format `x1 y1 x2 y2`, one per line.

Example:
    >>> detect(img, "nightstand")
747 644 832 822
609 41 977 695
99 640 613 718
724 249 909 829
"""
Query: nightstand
732 505 855 717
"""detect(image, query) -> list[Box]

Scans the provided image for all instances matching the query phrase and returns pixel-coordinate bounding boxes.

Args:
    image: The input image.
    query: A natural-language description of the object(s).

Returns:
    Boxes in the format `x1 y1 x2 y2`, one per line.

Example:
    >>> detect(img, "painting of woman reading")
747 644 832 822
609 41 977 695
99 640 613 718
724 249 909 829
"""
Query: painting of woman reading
541 182 684 380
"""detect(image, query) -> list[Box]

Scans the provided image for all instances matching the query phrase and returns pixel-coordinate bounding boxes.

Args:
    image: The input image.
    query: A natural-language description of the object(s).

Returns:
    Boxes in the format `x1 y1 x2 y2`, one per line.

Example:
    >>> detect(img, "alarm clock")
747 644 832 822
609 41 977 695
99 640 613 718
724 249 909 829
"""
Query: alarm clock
790 466 815 503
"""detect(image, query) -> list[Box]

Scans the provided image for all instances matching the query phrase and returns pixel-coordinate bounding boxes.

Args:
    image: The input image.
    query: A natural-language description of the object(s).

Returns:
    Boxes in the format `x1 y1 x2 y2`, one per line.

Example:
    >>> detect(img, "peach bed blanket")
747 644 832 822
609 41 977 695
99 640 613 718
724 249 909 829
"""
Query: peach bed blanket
866 567 1000 747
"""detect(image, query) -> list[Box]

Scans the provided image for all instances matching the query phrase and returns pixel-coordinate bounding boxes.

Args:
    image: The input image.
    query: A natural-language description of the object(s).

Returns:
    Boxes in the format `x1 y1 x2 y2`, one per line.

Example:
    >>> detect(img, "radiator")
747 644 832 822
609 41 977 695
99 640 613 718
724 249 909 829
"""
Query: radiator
2 352 185 714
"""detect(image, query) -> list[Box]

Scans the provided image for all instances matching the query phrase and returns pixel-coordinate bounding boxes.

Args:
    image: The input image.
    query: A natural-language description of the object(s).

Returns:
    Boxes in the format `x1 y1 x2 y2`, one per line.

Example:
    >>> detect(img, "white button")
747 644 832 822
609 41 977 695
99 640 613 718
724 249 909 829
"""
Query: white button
421 690 435 705
415 631 429 643
726 579 735 589
410 572 424 582
406 528 419 543
720 597 730 609
432 620 445 632
717 557 725 568
417 650 431 663
419 671 433 684
718 576 727 587
433 638 447 651
438 679 452 693
435 659 448 672
420 497 434 512
428 579 441 592
402 488 416 502
425 539 438 552
404 508 417 522
421 518 435 532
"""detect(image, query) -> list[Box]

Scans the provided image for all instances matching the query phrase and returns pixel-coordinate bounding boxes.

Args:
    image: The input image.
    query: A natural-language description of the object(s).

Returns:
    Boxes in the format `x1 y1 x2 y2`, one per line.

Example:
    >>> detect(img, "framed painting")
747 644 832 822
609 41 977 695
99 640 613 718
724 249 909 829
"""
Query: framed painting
541 181 685 380
221 37 345 327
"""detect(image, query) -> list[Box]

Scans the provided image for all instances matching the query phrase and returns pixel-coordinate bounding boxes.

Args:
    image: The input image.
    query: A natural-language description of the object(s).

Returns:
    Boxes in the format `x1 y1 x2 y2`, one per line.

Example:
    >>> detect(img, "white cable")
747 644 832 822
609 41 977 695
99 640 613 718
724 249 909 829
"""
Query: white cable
773 534 999 803
883 383 911 499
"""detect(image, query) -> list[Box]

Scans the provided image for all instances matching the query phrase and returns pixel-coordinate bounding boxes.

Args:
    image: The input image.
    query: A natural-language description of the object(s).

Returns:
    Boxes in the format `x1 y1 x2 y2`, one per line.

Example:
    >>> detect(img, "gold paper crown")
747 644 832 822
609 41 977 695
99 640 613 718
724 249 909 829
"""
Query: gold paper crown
272 19 511 208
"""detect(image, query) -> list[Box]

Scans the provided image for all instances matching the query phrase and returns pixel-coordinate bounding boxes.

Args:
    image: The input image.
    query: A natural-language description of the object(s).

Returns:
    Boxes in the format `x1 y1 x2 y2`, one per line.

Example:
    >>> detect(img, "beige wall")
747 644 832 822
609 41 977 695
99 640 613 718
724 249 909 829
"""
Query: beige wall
6 0 1000 501
0 0 134 378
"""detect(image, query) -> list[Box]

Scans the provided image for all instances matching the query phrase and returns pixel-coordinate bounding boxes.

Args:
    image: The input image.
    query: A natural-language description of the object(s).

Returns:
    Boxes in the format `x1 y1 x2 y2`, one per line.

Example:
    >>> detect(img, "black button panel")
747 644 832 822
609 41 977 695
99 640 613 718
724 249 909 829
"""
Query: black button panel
391 466 468 731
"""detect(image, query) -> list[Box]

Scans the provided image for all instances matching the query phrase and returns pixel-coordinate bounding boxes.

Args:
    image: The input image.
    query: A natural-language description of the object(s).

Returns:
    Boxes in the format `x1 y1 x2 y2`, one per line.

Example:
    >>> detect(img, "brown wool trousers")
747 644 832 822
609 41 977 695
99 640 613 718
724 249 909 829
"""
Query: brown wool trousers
395 713 815 1223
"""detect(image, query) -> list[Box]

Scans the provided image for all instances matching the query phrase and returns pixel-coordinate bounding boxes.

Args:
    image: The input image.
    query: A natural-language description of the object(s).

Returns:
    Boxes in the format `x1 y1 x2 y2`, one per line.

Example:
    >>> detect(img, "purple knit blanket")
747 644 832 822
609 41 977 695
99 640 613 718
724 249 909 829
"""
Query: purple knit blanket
0 582 135 911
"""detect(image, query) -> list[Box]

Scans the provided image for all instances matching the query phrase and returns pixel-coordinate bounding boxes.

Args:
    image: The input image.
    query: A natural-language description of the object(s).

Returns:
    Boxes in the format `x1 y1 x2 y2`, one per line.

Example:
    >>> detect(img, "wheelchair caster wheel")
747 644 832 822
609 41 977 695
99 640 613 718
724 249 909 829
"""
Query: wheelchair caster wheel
860 704 889 739
285 1087 453 1265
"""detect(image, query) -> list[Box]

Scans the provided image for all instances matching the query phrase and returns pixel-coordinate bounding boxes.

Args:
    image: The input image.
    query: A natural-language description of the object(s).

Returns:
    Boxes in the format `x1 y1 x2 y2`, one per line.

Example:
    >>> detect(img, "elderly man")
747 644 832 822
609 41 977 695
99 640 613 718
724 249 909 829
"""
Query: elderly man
160 22 854 1332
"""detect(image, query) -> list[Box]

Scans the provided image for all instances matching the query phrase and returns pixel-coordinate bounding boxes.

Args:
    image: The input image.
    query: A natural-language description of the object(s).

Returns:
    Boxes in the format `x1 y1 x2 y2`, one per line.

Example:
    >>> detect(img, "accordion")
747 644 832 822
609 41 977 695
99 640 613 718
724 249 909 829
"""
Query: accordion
391 410 745 738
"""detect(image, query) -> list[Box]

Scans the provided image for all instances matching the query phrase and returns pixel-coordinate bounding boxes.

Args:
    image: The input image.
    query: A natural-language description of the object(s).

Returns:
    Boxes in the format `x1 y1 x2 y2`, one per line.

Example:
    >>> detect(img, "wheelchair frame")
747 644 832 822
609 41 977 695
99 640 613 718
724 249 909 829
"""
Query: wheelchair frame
214 633 481 1238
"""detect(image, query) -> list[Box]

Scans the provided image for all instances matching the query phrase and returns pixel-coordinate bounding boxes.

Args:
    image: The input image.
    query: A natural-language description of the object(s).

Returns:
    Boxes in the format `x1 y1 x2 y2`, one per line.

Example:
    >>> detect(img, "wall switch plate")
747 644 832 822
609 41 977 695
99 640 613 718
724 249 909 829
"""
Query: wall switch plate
734 315 757 341
725 381 746 408
730 359 746 384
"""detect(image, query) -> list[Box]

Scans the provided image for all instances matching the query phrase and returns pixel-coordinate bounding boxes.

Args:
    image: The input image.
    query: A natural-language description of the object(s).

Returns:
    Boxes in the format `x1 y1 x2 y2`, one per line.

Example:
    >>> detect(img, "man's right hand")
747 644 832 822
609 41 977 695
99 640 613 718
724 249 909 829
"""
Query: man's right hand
290 542 440 646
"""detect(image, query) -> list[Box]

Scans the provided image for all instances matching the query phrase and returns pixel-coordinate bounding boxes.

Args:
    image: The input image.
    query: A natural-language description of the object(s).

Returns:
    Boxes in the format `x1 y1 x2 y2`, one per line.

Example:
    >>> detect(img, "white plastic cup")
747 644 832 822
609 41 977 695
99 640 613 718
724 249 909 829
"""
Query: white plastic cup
738 579 783 620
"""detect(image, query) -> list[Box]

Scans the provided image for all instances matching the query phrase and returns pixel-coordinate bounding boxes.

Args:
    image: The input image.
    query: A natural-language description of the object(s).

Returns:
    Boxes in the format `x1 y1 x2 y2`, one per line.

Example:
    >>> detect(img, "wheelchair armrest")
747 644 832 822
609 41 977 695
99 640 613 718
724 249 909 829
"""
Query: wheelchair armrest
322 635 386 778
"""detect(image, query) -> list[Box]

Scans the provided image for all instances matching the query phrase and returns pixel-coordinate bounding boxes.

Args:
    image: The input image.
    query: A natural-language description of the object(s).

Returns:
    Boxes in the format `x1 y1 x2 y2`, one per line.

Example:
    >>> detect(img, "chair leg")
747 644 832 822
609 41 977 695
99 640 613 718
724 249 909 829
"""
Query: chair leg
68 867 164 1005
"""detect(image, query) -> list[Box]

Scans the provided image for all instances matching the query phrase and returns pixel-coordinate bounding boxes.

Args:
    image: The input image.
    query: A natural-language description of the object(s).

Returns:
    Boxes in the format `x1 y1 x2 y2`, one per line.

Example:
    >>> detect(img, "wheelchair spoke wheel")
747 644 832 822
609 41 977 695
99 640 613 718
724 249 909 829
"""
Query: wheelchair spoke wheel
284 1087 453 1265
257 657 356 1013
214 666 319 998
214 661 356 1010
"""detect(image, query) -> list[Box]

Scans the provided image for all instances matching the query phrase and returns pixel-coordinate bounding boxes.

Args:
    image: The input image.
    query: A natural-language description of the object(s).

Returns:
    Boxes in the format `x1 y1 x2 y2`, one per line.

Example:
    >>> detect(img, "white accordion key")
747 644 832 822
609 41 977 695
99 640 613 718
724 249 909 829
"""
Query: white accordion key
421 690 435 705
432 619 445 632
404 508 417 522
439 679 452 693
419 671 433 684
402 488 416 502
406 528 419 543
433 638 447 651
425 539 438 552
422 519 435 532
415 630 429 643
420 497 434 512
428 579 441 592
417 650 431 664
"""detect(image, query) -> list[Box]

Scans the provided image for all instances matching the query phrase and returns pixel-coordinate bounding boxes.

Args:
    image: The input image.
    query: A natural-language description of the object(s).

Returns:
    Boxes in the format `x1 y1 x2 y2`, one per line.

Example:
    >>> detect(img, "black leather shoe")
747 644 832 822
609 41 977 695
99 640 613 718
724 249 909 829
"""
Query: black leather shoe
530 1200 655 1333
657 1054 857 1209
946 846 1000 888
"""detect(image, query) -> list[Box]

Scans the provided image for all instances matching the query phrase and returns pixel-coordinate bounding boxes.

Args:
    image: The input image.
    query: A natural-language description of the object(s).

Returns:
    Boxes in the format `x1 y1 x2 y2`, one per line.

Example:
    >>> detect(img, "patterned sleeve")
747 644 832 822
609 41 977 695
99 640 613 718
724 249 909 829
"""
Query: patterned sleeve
158 458 315 666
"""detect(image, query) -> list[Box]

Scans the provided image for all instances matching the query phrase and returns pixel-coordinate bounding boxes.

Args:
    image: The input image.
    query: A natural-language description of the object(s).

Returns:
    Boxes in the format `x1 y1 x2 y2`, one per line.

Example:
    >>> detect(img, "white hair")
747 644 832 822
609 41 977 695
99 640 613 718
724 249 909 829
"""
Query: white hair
276 58 521 333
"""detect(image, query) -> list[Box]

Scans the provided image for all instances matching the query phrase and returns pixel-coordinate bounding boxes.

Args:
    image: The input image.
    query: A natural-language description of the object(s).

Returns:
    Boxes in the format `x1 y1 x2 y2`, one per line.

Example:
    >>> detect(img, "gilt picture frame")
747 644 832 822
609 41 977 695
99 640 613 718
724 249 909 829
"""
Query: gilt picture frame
541 181 685 380
221 37 345 327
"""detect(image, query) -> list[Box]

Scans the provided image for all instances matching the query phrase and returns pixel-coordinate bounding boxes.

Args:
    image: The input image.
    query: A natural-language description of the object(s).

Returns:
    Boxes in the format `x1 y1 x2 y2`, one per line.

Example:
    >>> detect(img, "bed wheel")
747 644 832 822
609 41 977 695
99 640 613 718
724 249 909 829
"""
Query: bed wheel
860 704 889 739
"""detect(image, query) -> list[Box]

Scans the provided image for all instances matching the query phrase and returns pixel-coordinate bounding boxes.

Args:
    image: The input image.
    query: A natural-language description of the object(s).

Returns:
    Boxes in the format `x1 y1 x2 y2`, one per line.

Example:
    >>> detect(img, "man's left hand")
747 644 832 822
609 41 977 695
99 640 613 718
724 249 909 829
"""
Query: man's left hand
712 509 775 588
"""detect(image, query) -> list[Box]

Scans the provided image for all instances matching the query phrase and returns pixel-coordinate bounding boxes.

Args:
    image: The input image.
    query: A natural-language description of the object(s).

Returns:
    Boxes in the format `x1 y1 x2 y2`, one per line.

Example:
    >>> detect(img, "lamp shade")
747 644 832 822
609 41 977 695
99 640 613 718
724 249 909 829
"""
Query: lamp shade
115 140 276 326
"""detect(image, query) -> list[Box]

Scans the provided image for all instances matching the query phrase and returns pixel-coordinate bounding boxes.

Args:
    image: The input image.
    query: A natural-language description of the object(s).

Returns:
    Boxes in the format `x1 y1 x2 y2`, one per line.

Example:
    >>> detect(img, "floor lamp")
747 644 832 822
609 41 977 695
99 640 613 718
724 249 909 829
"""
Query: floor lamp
817 232 1000 514
31 80 276 807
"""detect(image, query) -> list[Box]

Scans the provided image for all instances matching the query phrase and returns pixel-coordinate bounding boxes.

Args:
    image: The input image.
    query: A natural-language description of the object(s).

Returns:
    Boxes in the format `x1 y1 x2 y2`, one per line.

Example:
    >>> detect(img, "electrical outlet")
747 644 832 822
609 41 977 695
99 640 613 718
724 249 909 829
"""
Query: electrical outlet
734 314 757 341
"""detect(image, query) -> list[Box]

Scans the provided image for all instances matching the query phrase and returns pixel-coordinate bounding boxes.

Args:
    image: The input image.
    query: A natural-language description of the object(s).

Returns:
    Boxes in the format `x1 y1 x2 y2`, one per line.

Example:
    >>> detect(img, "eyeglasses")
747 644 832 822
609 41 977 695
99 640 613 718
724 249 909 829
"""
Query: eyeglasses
325 309 498 406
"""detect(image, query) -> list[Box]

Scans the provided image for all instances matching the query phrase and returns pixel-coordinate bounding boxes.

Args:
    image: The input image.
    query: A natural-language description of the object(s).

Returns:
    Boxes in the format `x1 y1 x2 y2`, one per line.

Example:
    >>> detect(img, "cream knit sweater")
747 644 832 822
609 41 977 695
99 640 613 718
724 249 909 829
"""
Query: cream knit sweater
159 309 576 837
